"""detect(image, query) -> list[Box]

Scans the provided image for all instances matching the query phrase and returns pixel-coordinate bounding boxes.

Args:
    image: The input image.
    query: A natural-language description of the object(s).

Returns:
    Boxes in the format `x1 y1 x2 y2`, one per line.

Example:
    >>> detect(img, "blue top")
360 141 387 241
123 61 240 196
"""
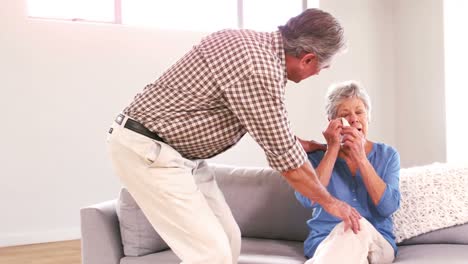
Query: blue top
295 143 400 258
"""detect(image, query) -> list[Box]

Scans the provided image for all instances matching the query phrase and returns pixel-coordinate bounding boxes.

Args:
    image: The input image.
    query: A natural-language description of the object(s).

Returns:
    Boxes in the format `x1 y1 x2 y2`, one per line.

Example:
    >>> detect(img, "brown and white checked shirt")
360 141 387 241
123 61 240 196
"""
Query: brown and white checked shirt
124 29 307 172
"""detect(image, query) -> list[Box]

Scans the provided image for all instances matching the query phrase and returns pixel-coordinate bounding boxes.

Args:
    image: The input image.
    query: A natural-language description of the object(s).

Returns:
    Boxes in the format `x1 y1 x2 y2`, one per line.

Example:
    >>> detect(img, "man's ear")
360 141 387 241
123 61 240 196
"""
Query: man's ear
301 53 317 65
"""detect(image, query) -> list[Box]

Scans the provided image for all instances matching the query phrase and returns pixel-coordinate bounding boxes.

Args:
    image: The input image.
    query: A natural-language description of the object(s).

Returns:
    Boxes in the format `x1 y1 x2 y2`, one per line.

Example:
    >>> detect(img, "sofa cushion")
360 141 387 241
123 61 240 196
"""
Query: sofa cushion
393 162 468 243
120 238 306 264
395 244 468 263
116 188 168 256
398 222 468 245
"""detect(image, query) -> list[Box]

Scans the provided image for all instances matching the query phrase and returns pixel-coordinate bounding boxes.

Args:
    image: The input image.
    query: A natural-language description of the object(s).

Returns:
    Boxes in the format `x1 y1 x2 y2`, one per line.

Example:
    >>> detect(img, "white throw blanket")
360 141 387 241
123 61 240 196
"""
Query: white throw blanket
392 163 468 243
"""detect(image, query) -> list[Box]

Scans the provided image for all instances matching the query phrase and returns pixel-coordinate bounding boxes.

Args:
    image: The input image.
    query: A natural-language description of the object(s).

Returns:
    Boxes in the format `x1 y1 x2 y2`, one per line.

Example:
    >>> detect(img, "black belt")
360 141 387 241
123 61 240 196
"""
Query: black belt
115 114 165 142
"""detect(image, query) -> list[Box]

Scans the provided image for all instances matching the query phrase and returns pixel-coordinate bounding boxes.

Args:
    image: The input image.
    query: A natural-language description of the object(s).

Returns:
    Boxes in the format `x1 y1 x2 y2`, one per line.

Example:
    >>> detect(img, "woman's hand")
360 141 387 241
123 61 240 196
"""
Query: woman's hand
341 126 367 163
322 118 343 149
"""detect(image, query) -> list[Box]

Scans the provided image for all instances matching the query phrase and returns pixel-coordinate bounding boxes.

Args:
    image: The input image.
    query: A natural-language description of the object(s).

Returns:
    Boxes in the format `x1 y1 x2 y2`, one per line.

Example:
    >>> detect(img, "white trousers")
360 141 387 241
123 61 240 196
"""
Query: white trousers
305 218 395 264
107 116 241 264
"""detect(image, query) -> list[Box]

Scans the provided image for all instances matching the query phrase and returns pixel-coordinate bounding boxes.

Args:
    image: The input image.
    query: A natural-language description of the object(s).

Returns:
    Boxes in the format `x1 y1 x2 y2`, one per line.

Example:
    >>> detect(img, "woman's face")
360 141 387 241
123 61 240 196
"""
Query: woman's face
335 97 369 137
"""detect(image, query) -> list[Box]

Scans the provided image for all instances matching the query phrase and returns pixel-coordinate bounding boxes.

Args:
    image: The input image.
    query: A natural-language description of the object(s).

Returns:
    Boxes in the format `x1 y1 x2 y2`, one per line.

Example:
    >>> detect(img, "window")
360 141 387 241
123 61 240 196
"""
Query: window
121 0 237 32
242 0 302 31
27 0 319 31
27 0 116 23
444 0 468 163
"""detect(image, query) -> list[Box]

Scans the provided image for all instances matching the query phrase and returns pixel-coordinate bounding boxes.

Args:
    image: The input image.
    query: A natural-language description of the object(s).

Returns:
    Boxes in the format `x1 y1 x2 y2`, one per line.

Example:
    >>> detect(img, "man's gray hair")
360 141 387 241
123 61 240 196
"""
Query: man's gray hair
278 8 346 66
325 81 372 121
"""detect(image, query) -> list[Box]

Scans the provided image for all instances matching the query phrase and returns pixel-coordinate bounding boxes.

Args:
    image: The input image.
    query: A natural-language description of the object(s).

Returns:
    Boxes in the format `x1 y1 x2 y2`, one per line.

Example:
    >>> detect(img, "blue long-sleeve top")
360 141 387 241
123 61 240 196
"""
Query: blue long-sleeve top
295 142 401 258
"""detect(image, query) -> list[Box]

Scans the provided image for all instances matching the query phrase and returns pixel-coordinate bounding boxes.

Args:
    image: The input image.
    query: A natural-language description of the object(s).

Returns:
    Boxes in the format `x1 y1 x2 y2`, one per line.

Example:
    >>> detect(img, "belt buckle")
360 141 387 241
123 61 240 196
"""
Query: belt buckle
115 114 125 125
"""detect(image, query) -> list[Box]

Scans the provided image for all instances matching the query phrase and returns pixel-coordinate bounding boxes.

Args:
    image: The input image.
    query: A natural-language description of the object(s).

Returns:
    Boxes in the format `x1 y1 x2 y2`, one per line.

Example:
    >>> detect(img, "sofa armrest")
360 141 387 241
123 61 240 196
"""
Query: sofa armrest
80 200 123 264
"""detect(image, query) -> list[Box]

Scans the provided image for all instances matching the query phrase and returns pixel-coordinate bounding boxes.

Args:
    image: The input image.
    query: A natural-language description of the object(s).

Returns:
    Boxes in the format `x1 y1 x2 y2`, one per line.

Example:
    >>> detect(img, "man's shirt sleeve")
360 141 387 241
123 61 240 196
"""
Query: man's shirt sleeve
222 73 307 172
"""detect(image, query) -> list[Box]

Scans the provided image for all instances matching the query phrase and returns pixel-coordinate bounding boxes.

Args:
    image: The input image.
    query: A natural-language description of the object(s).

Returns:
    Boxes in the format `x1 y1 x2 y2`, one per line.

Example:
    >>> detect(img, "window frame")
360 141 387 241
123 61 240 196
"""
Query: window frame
27 0 317 30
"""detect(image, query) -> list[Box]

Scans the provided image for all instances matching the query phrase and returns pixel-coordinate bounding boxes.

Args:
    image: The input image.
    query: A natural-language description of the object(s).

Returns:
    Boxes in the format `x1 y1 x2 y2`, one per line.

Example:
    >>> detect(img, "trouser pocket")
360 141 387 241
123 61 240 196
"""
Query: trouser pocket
110 124 195 169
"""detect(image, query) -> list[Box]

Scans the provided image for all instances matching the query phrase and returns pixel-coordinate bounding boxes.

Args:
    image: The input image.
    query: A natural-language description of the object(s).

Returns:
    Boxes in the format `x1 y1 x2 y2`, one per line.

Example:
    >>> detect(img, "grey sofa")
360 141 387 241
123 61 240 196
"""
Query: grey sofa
81 165 468 264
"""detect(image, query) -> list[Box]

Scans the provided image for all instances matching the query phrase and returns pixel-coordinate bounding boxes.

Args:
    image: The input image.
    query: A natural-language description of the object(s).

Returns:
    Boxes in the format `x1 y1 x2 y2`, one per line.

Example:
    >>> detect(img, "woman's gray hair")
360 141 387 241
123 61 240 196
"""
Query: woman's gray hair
325 81 372 121
278 8 346 66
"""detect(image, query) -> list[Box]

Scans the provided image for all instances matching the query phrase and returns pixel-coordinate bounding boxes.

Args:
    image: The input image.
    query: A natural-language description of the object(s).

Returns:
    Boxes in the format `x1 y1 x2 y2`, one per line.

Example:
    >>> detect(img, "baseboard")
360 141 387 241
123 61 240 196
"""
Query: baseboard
0 227 81 247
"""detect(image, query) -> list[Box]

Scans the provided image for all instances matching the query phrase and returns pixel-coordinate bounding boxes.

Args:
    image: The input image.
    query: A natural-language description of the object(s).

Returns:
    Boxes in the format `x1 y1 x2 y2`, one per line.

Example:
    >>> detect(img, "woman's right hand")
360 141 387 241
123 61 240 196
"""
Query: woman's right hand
322 118 343 149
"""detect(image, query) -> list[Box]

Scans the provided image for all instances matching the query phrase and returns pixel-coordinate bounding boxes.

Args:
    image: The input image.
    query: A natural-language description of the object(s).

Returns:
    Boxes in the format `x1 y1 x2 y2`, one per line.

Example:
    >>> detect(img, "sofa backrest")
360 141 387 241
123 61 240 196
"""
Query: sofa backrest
116 162 468 257
116 163 312 257
212 164 310 241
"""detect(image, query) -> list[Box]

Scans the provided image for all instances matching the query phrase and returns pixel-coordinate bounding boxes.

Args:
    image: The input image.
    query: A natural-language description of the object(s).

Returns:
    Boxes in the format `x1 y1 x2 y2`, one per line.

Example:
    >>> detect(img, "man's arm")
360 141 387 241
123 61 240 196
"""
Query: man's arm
282 161 361 233
221 72 360 232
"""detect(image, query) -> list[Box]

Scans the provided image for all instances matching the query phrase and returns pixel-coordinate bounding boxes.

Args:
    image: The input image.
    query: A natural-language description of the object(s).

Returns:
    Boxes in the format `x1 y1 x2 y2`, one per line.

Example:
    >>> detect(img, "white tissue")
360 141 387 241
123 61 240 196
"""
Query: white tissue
341 117 350 127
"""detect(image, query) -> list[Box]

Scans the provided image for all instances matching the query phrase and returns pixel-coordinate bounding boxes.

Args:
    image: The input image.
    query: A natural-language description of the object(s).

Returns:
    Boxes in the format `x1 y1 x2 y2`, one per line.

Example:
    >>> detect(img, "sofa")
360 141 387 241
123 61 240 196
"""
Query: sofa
81 164 468 264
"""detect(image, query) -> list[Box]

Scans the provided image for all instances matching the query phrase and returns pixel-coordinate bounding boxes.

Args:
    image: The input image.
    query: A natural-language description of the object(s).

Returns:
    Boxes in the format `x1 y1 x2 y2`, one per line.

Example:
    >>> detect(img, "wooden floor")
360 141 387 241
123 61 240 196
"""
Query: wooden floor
0 240 81 264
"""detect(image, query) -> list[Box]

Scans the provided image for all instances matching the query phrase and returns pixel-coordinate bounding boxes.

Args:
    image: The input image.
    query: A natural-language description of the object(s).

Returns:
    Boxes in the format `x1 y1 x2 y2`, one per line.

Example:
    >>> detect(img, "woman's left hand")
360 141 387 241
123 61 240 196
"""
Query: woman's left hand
341 127 367 163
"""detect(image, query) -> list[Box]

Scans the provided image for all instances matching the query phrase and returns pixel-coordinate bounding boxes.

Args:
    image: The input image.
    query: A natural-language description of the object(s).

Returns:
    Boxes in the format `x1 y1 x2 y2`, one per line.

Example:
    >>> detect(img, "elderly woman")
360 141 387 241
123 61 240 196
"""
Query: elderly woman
296 81 400 264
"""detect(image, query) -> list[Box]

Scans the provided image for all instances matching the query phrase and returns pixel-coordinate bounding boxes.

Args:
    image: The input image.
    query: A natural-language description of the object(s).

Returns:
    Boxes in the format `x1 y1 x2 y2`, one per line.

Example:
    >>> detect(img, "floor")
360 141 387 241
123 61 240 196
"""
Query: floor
0 240 81 264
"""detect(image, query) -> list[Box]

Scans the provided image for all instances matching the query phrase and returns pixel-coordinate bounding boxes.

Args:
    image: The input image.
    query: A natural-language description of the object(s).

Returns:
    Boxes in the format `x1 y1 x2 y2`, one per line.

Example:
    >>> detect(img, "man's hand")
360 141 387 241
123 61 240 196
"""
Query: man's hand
322 198 362 234
298 138 327 152
282 162 361 234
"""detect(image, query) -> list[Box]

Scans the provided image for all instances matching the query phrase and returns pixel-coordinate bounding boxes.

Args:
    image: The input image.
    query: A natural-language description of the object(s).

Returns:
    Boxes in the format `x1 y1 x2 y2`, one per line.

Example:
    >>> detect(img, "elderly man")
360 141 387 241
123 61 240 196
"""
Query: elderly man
107 8 361 264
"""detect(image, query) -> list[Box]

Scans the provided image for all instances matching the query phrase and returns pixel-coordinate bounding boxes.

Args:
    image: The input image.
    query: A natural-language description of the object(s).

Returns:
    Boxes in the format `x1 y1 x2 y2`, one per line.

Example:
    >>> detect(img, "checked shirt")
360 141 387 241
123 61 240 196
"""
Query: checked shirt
124 29 307 172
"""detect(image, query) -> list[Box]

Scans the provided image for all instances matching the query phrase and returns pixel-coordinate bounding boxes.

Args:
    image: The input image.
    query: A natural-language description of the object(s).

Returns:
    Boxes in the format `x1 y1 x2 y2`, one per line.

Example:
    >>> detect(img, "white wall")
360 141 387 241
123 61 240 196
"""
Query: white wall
1 1 208 246
443 0 468 164
394 0 446 167
1 0 445 247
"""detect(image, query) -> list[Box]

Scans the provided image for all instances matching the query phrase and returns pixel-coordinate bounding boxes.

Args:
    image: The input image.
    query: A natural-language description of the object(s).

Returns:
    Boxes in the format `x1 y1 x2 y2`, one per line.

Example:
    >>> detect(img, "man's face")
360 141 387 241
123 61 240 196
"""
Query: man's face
286 53 330 83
